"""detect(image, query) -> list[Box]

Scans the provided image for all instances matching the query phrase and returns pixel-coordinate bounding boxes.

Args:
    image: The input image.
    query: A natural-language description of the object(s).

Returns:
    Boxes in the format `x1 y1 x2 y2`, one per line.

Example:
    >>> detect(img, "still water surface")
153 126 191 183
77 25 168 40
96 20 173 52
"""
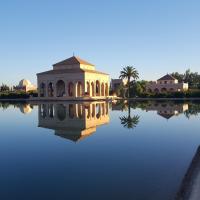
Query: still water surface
0 100 200 200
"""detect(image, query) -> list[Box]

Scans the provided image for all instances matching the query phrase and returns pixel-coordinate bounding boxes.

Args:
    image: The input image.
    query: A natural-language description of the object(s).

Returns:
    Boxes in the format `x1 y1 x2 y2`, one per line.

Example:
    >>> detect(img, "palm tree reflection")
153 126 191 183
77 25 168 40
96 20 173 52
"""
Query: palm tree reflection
119 101 140 130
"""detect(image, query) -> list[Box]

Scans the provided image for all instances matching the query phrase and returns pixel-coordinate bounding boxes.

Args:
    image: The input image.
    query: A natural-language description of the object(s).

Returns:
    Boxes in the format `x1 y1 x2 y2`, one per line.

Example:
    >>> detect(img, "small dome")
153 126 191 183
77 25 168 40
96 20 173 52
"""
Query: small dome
19 79 32 87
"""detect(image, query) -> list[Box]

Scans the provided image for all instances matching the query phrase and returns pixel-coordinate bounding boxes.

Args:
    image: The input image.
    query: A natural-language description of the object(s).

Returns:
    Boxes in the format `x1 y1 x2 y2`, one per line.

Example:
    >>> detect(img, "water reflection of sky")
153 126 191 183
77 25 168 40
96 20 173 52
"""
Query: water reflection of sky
0 101 200 200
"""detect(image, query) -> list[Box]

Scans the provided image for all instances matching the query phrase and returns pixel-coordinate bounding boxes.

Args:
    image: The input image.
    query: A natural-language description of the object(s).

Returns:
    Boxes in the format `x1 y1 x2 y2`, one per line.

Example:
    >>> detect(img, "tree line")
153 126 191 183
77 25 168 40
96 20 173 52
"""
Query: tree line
171 69 200 89
117 66 200 98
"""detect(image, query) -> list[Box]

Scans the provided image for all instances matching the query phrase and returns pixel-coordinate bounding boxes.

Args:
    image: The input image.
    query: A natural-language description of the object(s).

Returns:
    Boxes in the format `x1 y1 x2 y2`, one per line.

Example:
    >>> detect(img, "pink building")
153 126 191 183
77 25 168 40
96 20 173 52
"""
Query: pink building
146 74 188 93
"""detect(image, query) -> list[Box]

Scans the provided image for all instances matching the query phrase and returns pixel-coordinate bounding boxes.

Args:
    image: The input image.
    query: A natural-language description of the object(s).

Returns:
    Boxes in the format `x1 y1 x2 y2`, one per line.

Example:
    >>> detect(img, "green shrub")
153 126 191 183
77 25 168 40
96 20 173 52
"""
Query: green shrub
0 91 35 99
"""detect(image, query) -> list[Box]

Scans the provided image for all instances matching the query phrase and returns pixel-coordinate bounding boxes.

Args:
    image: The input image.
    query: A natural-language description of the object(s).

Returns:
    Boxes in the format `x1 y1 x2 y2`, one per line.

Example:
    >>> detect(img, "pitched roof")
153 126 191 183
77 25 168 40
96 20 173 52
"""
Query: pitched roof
158 113 174 119
53 56 95 67
157 74 176 81
37 68 108 76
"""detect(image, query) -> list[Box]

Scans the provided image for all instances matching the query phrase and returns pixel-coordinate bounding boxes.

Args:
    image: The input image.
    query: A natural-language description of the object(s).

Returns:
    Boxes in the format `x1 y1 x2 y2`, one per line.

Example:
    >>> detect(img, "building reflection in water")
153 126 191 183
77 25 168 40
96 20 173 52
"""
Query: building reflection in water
19 104 33 114
38 102 109 142
146 102 189 119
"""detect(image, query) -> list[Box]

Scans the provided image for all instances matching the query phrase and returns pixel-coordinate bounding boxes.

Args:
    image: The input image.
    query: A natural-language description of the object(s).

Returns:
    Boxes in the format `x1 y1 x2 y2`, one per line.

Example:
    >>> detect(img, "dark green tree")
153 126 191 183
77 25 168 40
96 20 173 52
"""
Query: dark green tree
0 84 10 92
119 66 139 98
119 102 140 129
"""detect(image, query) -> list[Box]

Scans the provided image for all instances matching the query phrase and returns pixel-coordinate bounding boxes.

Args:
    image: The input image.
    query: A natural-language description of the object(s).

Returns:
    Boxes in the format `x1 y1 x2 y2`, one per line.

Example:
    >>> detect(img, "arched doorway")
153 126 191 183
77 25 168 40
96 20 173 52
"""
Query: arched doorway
86 81 90 96
105 83 109 96
68 82 74 97
56 80 65 97
48 82 54 97
96 80 100 96
91 82 95 97
40 83 46 97
101 83 105 96
77 82 83 97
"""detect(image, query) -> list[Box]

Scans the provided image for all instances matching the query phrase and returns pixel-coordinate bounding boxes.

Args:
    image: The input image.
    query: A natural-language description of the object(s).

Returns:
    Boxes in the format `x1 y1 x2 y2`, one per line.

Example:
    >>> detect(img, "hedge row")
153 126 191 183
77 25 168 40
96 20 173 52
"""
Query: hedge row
138 90 200 98
0 91 38 99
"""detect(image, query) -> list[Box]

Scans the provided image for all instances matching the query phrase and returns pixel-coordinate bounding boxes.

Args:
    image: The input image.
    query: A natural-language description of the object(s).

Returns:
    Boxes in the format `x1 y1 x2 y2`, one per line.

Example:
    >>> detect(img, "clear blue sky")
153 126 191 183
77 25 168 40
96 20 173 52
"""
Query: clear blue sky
1 0 200 86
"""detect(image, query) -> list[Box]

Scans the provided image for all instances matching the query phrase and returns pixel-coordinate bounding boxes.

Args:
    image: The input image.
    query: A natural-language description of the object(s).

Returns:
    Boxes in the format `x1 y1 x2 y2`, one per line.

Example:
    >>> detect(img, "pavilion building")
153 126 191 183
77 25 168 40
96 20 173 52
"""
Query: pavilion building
37 56 109 100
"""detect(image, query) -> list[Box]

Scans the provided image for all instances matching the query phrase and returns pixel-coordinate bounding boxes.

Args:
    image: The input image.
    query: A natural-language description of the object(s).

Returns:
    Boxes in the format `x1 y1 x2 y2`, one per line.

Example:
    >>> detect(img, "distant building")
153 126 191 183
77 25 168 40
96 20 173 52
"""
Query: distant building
15 79 37 92
146 74 188 93
37 56 109 100
111 79 127 91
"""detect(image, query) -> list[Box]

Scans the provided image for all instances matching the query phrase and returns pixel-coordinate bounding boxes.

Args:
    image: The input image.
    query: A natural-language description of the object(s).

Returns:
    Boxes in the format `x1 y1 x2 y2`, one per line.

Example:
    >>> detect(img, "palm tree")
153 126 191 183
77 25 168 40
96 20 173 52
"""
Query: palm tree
119 66 139 98
119 102 140 129
120 115 140 129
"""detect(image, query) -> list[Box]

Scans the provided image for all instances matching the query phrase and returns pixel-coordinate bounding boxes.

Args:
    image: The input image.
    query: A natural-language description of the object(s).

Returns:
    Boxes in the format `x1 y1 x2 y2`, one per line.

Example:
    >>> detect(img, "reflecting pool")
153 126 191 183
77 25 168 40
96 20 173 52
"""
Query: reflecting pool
0 100 200 200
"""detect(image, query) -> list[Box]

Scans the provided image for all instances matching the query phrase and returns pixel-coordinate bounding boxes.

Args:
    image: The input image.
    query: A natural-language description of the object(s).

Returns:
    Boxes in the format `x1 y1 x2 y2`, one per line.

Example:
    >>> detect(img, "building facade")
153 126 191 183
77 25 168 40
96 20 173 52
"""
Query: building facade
37 56 110 100
110 79 127 91
146 74 188 93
